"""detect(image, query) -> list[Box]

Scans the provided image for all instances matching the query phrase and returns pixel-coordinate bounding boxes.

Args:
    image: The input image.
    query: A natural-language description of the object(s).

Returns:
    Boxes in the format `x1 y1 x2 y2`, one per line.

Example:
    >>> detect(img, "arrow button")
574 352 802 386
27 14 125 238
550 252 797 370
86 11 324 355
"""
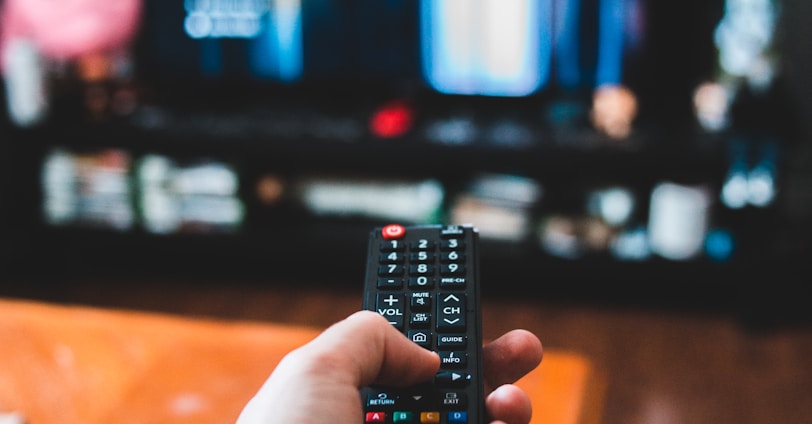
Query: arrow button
437 292 466 331
435 371 471 387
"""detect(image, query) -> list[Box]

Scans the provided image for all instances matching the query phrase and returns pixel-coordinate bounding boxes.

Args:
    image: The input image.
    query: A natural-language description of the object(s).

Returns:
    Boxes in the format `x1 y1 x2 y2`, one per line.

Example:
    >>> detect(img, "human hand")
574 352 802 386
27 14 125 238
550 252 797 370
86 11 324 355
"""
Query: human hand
237 310 543 423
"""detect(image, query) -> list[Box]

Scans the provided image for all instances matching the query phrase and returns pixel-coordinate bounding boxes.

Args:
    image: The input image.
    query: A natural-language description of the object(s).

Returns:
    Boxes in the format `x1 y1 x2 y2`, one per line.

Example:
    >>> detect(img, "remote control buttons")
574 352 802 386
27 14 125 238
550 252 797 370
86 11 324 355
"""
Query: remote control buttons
382 224 406 239
365 225 480 422
376 293 405 329
437 293 466 331
435 371 471 387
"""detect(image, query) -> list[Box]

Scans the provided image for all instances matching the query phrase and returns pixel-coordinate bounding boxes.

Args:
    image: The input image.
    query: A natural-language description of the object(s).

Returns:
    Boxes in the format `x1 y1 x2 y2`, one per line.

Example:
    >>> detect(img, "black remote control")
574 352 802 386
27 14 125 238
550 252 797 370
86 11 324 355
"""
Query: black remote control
361 224 484 424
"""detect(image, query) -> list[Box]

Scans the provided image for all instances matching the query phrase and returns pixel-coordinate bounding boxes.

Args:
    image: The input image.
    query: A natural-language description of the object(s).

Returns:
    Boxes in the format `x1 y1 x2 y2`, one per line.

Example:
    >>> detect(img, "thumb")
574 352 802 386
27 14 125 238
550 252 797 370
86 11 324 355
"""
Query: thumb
302 310 440 387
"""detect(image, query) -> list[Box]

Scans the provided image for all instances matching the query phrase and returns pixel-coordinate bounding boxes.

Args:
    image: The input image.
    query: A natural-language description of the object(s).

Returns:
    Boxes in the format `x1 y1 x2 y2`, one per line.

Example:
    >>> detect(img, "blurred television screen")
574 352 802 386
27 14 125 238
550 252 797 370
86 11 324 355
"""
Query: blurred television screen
134 0 420 88
0 0 747 132
132 0 653 98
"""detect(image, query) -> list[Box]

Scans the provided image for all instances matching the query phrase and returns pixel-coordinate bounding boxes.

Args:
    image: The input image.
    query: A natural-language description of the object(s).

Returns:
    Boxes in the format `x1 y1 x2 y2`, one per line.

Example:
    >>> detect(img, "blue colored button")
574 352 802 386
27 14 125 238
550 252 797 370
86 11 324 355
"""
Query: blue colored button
448 411 467 423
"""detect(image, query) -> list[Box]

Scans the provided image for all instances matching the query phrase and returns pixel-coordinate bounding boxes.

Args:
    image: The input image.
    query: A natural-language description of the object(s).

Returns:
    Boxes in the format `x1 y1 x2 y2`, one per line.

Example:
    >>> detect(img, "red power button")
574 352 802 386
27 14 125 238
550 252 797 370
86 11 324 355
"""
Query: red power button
381 224 406 240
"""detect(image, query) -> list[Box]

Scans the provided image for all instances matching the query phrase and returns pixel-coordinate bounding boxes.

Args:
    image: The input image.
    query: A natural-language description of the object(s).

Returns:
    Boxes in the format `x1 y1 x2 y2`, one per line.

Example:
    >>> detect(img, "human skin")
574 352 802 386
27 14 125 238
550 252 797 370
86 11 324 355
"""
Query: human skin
237 310 543 424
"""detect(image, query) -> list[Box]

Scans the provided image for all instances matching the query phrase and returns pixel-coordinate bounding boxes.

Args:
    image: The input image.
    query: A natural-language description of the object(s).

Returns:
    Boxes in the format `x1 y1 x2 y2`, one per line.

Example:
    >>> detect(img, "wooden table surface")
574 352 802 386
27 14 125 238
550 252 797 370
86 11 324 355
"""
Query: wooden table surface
3 277 812 424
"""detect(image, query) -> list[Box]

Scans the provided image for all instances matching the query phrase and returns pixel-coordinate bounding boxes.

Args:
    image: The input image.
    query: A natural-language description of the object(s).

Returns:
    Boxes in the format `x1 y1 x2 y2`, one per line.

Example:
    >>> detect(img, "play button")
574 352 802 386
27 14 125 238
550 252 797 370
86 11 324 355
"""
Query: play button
435 371 471 387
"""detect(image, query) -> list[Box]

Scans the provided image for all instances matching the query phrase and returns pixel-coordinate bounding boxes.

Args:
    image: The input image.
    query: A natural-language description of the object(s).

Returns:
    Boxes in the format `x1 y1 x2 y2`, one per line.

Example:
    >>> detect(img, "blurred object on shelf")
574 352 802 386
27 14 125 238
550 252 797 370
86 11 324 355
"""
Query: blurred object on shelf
294 177 444 224
693 81 733 132
721 138 779 209
648 182 713 261
537 216 627 260
694 0 782 134
580 216 616 252
609 226 652 261
590 84 638 140
369 100 415 139
41 148 134 231
255 175 287 207
537 184 649 260
450 173 542 242
538 215 583 259
40 149 244 235
1 37 46 126
704 228 736 263
423 115 479 146
586 186 636 227
714 0 778 91
452 195 532 243
136 154 244 234
484 118 537 148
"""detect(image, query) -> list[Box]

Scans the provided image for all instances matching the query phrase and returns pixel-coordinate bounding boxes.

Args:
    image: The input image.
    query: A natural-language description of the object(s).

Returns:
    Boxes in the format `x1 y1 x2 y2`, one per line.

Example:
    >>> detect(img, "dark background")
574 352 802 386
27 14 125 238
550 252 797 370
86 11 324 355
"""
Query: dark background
1 0 811 325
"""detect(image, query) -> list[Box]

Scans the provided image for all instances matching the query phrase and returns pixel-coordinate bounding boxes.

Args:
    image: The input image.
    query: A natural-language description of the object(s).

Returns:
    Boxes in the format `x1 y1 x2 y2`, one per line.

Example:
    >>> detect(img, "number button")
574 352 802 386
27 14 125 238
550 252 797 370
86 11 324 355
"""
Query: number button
410 251 436 262
409 276 435 289
381 251 405 263
409 263 434 275
441 239 465 250
440 263 465 276
379 264 404 276
440 251 464 262
411 239 436 250
381 240 406 252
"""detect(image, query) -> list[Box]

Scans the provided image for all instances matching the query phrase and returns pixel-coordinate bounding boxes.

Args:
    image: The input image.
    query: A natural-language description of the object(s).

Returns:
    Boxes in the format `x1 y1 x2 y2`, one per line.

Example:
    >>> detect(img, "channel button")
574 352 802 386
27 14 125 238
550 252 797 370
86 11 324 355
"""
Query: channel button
437 293 466 331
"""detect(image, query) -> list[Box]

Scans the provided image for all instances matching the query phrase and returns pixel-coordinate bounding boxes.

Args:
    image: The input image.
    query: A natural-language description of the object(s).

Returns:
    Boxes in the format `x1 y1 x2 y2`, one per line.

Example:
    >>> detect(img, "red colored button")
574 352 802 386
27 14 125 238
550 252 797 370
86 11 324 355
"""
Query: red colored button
382 224 406 240
366 411 386 423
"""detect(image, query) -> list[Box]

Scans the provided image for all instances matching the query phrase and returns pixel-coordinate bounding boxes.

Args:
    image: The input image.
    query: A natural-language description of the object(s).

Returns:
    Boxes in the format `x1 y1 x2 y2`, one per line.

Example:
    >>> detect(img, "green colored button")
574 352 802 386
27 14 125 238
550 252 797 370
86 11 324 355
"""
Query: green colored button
393 411 413 422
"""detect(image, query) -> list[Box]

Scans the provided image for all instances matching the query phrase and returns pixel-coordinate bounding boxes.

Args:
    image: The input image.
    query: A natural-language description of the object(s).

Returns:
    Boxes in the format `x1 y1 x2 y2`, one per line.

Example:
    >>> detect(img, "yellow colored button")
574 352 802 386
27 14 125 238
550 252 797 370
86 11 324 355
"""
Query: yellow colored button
420 411 440 423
